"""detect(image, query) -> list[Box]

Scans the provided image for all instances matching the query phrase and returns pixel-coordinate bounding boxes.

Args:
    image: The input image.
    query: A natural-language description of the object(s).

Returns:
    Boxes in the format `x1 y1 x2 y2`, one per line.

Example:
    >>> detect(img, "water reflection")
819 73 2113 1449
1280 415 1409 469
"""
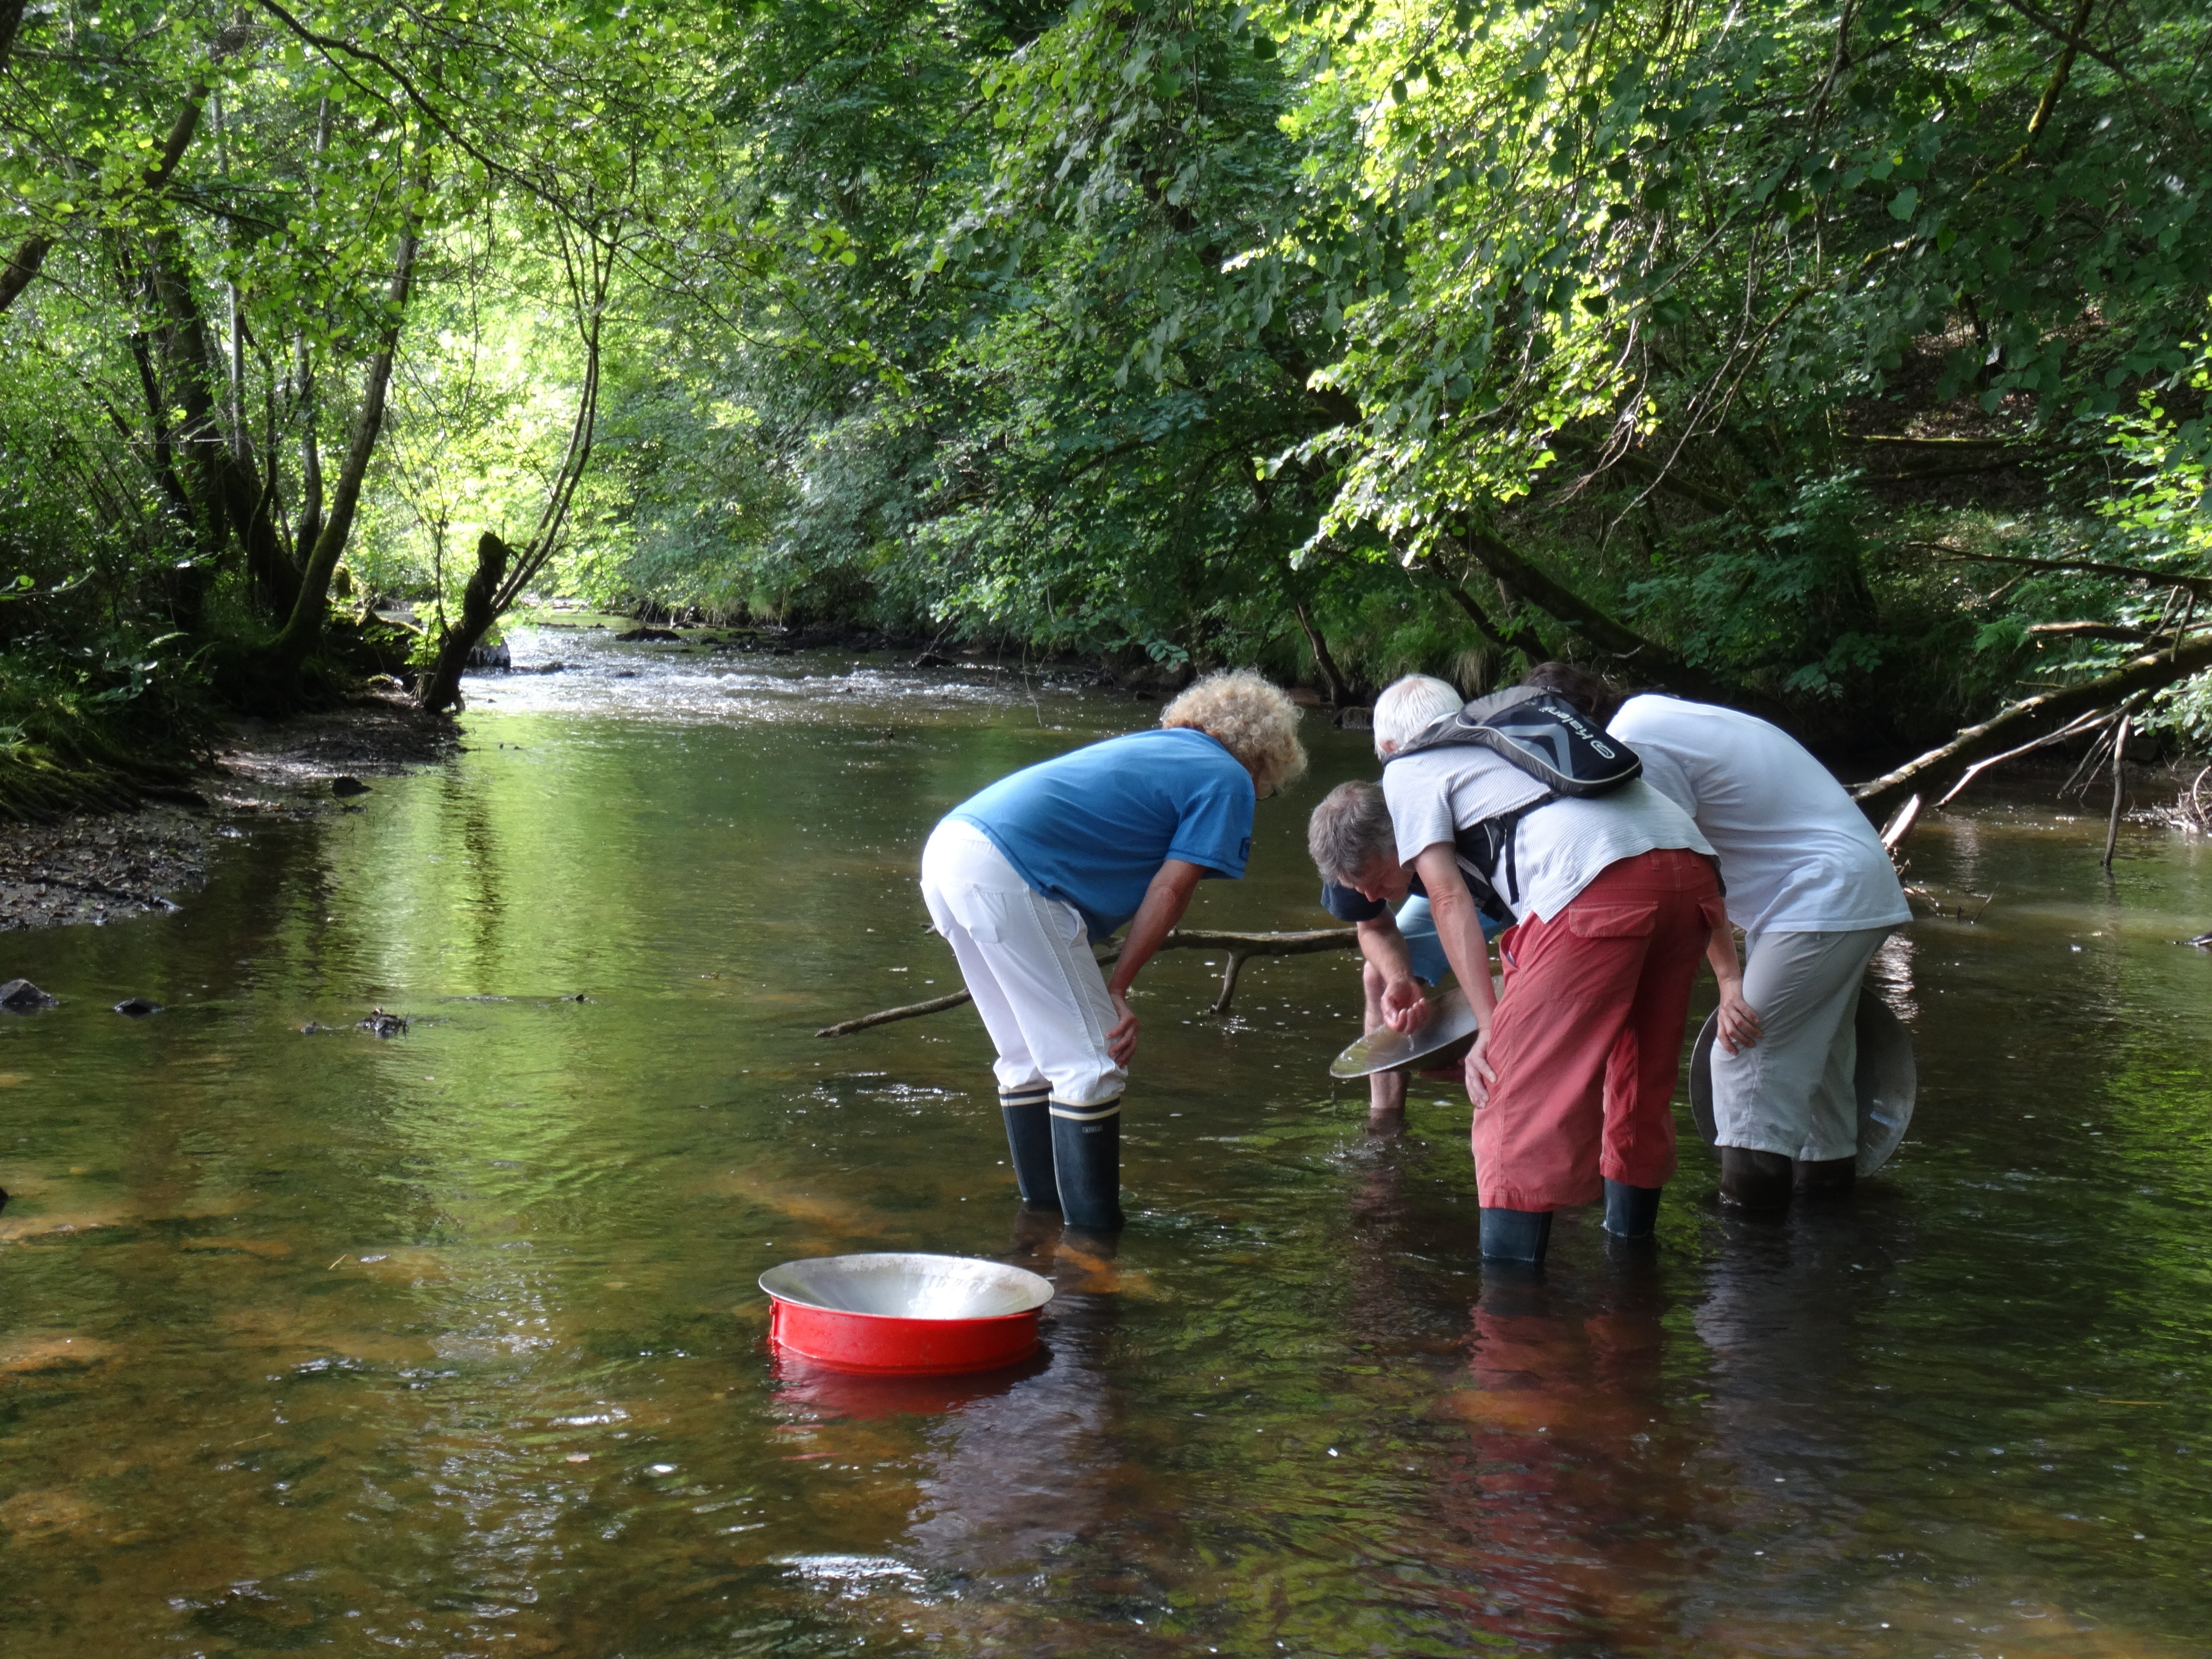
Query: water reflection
2 649 2210 1656
902 1219 1121 1583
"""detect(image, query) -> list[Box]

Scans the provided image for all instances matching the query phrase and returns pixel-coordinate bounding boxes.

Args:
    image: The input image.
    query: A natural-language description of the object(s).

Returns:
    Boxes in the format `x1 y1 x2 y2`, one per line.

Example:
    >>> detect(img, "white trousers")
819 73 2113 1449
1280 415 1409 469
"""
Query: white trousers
919 820 1126 1113
1711 926 1894 1161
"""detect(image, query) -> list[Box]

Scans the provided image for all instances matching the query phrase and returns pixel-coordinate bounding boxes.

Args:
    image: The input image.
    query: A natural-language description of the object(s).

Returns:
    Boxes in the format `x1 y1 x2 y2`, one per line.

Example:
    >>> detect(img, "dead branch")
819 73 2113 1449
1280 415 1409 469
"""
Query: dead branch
1851 634 2212 824
1924 544 2212 602
1879 794 1922 853
815 926 1358 1036
1934 704 2113 807
2026 621 2160 643
2058 717 2121 799
2101 713 2131 870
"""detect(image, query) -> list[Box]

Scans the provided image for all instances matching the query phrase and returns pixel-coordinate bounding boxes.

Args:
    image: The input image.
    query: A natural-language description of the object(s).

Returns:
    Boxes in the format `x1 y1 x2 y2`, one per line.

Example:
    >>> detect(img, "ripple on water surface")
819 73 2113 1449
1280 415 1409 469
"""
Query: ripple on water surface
0 654 2209 1656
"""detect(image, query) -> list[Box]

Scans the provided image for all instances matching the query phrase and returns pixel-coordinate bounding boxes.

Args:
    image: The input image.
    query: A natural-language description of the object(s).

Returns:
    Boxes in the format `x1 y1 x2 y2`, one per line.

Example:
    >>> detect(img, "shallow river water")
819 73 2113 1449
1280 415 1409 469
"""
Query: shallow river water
4 625 2210 1657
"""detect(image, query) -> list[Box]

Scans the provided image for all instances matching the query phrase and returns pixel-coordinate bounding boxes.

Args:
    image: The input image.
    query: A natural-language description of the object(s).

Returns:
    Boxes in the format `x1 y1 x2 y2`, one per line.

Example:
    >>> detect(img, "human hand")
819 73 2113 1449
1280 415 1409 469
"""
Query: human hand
1380 975 1432 1035
1464 1026 1496 1107
1106 992 1139 1065
1714 983 1763 1055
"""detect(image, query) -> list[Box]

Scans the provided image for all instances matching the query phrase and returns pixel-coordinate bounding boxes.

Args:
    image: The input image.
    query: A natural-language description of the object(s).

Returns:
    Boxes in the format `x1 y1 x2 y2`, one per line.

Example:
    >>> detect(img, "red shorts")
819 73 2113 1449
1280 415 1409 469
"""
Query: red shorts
1473 847 1724 1211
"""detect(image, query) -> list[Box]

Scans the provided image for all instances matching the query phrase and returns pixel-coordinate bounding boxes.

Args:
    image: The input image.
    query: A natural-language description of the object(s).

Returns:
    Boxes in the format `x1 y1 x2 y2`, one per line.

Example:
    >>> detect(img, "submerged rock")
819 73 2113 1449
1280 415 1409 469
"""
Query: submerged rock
332 776 371 798
113 997 161 1018
614 626 681 643
357 1009 407 1038
0 978 58 1010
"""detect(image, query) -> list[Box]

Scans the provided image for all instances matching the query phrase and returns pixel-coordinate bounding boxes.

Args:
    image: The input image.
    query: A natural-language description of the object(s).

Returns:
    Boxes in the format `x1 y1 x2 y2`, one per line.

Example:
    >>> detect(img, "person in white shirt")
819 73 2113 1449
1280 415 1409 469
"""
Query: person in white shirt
1524 664 1912 1209
1307 675 1738 1264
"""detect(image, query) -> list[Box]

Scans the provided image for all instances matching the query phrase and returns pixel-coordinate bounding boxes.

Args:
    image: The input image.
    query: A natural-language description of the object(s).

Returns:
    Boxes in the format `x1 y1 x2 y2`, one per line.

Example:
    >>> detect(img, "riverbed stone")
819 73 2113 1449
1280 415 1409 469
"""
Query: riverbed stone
113 997 161 1018
331 776 371 797
0 979 58 1010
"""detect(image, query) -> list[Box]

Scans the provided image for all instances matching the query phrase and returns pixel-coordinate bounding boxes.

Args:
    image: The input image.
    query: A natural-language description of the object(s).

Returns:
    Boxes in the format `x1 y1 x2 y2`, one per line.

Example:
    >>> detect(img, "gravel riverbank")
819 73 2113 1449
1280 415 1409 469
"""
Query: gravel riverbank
0 693 456 934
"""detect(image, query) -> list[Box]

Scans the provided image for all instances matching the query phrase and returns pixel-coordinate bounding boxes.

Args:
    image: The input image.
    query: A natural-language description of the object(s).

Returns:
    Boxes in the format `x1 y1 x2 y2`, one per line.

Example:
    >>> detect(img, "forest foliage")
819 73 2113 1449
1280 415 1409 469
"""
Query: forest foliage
2 0 2210 800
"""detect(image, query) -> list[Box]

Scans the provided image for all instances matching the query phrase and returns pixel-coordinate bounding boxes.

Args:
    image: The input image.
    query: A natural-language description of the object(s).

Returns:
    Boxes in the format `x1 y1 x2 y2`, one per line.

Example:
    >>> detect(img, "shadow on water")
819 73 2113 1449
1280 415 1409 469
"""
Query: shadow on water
1 633 2209 1654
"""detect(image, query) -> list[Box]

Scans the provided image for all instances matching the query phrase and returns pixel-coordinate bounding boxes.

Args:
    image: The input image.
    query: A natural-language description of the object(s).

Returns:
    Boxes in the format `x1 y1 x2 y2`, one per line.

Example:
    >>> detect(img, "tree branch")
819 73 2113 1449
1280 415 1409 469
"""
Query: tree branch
1436 570 1550 661
1924 544 2212 600
0 236 51 317
1850 637 2212 821
815 927 1358 1036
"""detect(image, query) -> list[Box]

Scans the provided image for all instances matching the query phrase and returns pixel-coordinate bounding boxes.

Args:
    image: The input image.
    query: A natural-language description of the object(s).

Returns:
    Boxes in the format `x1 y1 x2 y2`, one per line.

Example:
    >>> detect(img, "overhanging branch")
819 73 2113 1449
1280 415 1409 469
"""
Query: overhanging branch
1851 635 2212 821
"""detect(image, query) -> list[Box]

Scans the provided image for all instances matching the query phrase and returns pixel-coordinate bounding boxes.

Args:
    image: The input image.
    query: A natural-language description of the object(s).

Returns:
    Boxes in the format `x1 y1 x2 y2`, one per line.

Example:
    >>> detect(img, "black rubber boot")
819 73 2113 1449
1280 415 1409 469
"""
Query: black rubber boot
999 1089 1060 1208
1719 1147 1793 1212
1478 1206 1553 1263
1050 1100 1125 1232
1602 1179 1663 1240
1793 1155 1856 1198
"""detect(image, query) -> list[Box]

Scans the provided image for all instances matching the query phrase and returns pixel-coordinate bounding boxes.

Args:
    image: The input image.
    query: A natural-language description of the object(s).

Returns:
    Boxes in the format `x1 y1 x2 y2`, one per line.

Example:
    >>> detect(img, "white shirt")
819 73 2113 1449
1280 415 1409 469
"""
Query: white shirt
1382 744 1712 925
1608 694 1910 937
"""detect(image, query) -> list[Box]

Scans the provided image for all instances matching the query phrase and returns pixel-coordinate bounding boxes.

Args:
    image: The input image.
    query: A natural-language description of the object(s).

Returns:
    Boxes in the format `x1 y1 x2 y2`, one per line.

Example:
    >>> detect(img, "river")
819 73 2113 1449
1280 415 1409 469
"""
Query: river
3 623 2209 1656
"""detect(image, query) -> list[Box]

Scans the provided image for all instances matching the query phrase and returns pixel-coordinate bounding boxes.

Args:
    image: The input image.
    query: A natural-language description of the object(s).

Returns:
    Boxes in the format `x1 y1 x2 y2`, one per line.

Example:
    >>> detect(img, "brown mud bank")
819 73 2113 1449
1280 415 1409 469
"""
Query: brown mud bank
0 693 455 934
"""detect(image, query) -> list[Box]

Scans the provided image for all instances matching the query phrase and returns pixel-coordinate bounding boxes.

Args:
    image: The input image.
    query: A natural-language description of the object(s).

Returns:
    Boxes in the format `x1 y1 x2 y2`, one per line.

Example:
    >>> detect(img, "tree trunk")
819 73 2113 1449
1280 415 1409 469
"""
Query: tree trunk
415 532 512 712
146 225 294 614
0 0 28 69
2100 713 2130 870
291 100 332 562
1438 570 1550 662
0 235 49 317
262 212 421 680
413 221 617 712
1458 522 1739 700
122 325 196 530
292 334 323 563
1291 601 1349 705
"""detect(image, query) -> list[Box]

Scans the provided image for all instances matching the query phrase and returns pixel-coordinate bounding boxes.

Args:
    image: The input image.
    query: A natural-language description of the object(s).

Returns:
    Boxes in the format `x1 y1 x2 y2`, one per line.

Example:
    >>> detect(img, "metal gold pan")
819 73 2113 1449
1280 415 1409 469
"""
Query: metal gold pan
1688 987 1917 1177
1329 984 1481 1080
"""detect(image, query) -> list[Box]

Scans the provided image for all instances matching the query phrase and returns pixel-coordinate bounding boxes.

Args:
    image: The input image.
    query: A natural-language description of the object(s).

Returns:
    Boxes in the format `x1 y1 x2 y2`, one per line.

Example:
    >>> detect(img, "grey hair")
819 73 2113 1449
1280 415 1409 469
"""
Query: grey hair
1307 780 1397 885
1371 674 1465 759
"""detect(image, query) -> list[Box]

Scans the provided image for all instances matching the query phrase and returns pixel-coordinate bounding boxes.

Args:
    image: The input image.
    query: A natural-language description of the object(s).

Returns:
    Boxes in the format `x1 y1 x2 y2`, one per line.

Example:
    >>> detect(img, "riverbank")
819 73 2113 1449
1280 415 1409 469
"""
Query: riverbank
0 692 456 934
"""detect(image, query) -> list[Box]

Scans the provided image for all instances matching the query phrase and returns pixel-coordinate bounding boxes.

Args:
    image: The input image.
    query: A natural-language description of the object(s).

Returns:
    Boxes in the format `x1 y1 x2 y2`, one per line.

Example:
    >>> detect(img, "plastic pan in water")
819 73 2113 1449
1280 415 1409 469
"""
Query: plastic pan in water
1688 988 1917 1177
759 1252 1056 1375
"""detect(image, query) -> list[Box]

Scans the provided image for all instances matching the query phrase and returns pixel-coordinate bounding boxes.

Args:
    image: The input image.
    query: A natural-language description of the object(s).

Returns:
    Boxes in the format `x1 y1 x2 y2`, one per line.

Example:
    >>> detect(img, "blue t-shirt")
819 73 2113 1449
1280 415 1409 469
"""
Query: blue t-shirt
949 727 1255 936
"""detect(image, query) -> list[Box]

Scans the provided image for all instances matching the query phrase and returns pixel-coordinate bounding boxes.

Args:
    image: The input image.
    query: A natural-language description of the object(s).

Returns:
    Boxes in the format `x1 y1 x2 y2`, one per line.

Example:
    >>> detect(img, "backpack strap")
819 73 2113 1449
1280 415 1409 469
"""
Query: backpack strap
1452 797 1553 914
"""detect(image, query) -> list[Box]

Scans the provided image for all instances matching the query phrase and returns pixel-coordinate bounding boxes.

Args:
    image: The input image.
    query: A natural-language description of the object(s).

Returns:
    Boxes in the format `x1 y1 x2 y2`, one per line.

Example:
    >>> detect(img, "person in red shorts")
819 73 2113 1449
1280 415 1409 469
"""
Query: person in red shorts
1307 674 1743 1264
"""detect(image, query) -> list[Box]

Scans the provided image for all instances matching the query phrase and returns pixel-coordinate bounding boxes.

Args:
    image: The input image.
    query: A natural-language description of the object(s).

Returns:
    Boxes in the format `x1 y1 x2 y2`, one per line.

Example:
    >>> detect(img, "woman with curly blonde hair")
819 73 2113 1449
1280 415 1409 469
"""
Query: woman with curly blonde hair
921 669 1307 1231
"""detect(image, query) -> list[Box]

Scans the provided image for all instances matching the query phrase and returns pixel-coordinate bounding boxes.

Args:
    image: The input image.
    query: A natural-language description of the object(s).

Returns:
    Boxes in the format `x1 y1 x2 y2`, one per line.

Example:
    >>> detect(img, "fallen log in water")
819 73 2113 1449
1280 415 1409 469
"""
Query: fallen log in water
815 926 1359 1036
1851 634 2212 830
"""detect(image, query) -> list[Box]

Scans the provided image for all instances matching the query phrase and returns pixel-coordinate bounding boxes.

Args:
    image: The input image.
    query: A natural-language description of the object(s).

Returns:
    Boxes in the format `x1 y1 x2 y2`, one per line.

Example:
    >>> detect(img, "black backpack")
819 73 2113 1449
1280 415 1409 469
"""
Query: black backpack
1384 687 1643 913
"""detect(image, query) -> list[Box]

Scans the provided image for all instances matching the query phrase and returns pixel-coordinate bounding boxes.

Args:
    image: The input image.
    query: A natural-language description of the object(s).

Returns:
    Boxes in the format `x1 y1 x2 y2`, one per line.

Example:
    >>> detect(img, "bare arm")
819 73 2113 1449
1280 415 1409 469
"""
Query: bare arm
1412 842 1501 1104
1357 915 1431 1034
1102 858 1207 1065
1707 924 1763 1054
